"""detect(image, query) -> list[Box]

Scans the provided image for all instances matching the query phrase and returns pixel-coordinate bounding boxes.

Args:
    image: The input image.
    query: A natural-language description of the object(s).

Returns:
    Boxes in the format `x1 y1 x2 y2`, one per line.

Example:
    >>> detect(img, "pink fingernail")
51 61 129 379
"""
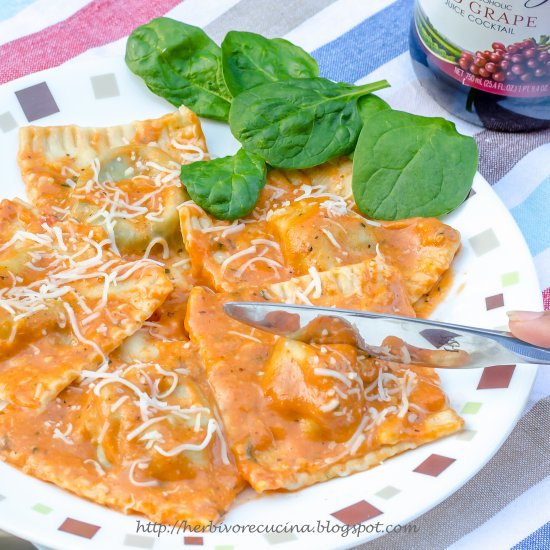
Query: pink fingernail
507 310 543 322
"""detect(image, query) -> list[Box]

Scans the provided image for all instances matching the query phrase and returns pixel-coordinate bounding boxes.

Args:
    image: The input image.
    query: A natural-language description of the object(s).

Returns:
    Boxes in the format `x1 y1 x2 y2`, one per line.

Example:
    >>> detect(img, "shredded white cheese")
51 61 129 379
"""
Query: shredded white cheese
314 367 353 388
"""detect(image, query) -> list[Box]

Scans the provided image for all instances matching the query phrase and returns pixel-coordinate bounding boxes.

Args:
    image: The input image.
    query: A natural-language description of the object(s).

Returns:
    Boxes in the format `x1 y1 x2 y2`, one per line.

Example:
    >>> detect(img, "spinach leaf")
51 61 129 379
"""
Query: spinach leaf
352 110 478 220
221 31 319 96
357 94 391 123
125 17 231 121
229 77 390 169
180 148 266 220
349 95 392 159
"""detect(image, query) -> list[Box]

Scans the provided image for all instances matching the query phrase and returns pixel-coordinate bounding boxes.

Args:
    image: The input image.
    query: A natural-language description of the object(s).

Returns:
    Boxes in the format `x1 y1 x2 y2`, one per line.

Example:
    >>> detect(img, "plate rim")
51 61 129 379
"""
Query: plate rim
0 56 542 550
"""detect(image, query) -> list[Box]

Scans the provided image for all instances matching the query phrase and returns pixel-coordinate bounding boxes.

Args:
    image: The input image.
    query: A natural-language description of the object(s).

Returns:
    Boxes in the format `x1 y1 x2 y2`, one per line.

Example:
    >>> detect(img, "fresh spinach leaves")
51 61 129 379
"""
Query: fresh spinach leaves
349 94 391 157
352 110 478 220
126 19 478 222
221 31 319 96
125 18 231 121
357 94 391 123
180 149 266 220
229 78 390 169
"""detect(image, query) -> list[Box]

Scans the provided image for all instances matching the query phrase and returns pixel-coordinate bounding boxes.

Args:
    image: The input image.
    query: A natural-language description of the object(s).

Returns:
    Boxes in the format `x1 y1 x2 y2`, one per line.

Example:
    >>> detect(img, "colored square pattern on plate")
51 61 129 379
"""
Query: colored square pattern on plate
58 518 100 539
468 228 500 256
375 486 401 499
456 429 477 441
332 501 383 525
264 532 298 544
124 534 155 548
0 112 17 133
461 402 482 414
32 503 52 515
15 82 59 122
414 454 456 477
478 364 516 389
91 73 120 99
184 536 204 546
486 293 505 310
501 272 519 286
420 328 461 348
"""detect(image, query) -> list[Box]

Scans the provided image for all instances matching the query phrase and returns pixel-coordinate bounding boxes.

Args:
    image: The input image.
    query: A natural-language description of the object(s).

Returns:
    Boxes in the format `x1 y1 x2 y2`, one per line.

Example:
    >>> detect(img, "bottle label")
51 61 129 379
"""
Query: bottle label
415 0 550 97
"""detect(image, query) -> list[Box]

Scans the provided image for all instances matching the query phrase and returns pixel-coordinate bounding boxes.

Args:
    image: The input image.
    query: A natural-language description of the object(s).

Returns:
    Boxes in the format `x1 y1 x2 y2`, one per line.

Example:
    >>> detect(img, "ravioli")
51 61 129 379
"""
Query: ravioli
177 158 359 292
373 218 461 305
0 199 172 409
0 333 242 525
179 157 459 309
264 158 460 308
179 202 293 291
68 145 186 256
18 106 207 218
266 198 378 276
4 104 466 527
18 108 206 339
185 288 463 492
264 257 416 316
264 156 354 207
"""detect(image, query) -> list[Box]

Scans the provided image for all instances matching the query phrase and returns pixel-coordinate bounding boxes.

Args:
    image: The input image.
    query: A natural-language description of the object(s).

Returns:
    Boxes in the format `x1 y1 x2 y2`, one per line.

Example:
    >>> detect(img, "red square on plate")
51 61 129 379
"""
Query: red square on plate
414 454 456 477
58 518 100 539
331 500 383 525
477 364 515 389
184 536 204 545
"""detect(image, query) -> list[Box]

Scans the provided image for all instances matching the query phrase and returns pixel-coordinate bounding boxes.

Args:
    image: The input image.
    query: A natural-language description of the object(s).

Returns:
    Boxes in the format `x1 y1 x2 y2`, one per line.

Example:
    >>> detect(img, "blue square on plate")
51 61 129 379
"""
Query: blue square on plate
15 82 59 122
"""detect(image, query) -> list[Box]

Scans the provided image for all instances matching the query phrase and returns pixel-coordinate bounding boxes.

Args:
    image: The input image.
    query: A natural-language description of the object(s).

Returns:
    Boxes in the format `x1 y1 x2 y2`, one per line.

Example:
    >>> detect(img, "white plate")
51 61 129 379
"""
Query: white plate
0 55 542 550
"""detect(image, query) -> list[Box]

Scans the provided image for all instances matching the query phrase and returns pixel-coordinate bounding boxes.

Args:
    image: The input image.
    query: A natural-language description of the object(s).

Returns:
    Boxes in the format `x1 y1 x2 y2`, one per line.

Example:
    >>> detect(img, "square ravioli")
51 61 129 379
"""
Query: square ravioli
179 201 293 291
0 333 242 525
185 288 463 492
5 89 466 531
179 157 460 311
67 144 187 257
19 108 203 336
18 106 207 218
0 199 172 409
178 158 360 292
373 218 461 305
264 256 416 316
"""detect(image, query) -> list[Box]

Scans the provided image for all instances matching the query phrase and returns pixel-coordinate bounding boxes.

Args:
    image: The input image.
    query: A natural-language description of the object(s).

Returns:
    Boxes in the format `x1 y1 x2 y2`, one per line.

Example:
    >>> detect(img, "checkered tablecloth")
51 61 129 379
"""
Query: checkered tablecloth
0 1 549 549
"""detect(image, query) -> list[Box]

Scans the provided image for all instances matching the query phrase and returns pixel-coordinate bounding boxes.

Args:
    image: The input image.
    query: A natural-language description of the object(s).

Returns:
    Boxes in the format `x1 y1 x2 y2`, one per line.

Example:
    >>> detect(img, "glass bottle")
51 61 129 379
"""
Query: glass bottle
409 0 550 131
